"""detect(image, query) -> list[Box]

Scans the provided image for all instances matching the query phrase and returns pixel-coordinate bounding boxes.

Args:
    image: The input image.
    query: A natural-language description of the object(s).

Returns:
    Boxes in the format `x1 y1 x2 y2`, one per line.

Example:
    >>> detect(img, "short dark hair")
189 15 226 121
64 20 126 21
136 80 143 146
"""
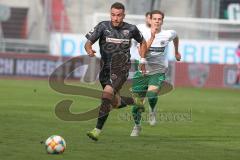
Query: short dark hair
145 11 151 17
111 2 125 11
150 10 164 19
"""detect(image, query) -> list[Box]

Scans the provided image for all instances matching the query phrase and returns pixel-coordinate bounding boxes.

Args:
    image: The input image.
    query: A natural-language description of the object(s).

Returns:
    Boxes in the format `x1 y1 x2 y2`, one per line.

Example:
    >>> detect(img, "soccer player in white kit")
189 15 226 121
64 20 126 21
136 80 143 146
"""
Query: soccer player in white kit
130 10 181 136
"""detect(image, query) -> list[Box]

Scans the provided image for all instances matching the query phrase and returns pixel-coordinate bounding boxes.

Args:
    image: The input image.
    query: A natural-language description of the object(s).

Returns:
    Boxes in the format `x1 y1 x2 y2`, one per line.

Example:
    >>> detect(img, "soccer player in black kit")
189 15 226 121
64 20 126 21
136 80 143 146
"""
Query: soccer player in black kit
84 2 147 141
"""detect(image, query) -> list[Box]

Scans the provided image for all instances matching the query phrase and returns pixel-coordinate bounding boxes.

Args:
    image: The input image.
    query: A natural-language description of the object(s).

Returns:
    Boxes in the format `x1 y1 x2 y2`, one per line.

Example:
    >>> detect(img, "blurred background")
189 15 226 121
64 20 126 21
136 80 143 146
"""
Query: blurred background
0 0 240 88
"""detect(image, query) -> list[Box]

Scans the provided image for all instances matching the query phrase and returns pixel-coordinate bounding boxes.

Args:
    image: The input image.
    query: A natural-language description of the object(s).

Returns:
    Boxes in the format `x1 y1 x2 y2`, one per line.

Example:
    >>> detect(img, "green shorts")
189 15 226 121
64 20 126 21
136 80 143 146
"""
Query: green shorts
131 72 166 97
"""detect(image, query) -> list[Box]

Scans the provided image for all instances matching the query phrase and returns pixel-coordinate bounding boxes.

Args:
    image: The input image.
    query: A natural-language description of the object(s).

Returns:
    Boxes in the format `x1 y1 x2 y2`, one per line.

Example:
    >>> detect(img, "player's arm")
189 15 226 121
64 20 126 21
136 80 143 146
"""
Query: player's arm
137 26 156 55
138 40 147 74
133 26 147 74
173 35 181 61
85 40 96 57
145 27 157 50
138 40 147 59
84 22 103 57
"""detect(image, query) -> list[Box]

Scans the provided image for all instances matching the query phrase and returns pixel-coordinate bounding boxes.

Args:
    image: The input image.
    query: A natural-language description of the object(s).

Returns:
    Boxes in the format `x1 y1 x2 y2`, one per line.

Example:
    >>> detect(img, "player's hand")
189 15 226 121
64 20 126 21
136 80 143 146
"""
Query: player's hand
139 63 146 75
151 27 157 38
175 52 181 61
87 49 96 57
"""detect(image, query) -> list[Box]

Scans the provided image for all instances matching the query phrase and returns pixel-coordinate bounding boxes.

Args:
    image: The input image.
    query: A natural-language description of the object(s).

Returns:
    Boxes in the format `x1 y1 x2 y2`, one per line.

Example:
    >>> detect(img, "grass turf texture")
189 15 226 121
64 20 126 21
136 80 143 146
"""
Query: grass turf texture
0 79 240 160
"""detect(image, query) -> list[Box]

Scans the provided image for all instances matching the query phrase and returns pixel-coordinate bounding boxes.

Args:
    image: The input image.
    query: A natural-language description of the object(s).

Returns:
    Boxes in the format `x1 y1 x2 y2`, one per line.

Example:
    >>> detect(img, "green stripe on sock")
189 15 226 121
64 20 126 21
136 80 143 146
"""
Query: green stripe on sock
147 91 158 112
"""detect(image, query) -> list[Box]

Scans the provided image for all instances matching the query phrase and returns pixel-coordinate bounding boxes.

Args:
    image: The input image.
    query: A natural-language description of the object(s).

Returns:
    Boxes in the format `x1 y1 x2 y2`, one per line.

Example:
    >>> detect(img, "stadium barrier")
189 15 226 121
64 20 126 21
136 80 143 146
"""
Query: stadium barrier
0 53 239 89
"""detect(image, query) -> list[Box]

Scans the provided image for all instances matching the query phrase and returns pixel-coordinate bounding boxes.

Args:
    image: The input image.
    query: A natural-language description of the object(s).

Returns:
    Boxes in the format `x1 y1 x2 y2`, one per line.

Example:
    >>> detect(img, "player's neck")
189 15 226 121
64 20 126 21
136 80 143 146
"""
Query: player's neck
156 28 161 33
111 22 124 29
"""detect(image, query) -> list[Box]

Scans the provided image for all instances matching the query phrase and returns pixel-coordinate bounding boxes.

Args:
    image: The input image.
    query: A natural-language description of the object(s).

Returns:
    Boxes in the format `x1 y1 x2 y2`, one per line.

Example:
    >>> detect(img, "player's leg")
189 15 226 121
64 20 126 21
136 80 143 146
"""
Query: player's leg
111 92 135 109
130 92 146 136
147 73 166 126
87 85 114 141
95 52 131 128
147 85 159 126
87 68 114 141
130 74 148 136
87 53 133 141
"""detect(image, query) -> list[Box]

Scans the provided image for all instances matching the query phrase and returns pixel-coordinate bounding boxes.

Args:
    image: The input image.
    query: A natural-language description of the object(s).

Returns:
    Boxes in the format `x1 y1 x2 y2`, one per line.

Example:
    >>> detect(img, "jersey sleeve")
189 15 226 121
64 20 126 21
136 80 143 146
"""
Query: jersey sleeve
85 22 104 44
132 25 144 43
168 30 177 41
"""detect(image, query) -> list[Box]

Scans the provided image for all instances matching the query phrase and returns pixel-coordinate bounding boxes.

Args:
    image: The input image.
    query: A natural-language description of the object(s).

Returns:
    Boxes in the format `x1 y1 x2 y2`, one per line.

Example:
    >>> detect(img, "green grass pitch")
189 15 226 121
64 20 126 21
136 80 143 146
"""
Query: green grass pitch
0 79 240 160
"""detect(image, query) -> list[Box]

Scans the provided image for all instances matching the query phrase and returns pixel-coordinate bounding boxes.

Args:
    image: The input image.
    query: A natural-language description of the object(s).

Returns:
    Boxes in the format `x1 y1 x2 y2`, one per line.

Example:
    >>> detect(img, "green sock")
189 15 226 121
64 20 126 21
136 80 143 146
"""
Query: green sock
132 105 142 125
147 91 158 112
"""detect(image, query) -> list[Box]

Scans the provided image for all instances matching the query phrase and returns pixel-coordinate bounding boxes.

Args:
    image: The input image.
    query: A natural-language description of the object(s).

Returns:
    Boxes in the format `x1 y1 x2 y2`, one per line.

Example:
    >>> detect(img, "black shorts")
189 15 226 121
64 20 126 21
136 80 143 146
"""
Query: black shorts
99 53 130 92
99 67 129 92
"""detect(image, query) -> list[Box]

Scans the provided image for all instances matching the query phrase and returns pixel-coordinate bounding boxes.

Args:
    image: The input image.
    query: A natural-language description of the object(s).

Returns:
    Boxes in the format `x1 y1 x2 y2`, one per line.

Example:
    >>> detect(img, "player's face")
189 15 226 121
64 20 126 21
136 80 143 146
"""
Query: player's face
151 13 163 29
110 8 125 27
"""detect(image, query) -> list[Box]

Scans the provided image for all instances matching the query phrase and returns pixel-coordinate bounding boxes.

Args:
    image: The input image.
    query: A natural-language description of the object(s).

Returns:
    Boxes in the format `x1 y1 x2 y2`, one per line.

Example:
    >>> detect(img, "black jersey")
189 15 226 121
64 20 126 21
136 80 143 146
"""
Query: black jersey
86 21 144 68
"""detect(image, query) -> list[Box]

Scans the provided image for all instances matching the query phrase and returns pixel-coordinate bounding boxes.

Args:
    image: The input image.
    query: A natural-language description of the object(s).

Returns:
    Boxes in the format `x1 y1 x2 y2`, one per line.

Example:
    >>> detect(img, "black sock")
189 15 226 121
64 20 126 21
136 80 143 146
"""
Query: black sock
96 98 111 129
117 96 135 109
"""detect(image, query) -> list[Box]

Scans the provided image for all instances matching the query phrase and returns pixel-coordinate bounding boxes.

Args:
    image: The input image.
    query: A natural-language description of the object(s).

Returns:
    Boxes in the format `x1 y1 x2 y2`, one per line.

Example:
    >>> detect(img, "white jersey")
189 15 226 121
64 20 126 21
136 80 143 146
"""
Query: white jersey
143 29 177 75
137 23 150 33
130 24 150 59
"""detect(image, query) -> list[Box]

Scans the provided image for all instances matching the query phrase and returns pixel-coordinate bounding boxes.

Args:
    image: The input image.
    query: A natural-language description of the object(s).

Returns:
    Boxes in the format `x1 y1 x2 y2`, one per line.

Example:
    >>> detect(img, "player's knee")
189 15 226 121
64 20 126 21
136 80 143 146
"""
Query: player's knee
111 94 121 108
132 105 139 113
132 94 144 106
136 98 144 106
102 87 114 99
132 104 145 113
146 91 158 99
